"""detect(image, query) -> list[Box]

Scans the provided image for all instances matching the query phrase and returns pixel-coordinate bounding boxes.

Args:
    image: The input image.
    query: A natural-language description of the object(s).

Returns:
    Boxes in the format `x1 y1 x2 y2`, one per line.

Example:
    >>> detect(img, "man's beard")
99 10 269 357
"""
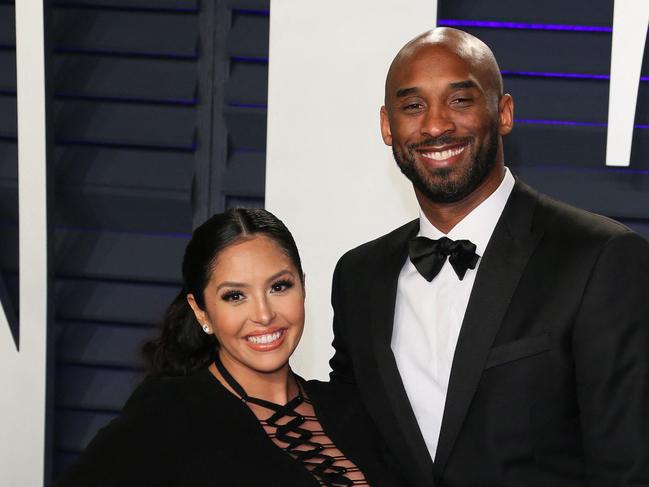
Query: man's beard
393 126 499 204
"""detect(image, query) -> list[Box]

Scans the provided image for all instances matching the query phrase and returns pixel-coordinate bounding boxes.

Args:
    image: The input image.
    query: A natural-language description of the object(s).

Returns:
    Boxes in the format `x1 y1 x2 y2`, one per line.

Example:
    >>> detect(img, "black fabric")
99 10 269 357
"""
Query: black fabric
55 370 402 487
213 355 368 486
408 236 479 281
330 179 649 487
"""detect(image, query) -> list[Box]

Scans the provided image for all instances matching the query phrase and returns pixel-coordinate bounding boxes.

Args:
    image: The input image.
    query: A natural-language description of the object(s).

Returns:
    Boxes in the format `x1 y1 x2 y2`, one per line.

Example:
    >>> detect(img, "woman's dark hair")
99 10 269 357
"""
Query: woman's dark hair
142 208 304 376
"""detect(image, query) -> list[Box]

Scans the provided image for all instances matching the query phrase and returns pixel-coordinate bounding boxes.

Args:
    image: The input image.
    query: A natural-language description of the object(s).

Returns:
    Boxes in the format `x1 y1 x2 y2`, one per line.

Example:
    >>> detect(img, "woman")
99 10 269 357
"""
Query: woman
56 208 402 487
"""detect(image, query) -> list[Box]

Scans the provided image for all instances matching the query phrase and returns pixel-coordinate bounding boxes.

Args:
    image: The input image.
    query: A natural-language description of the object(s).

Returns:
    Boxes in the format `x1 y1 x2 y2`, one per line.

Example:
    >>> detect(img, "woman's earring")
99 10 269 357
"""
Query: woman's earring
202 324 211 334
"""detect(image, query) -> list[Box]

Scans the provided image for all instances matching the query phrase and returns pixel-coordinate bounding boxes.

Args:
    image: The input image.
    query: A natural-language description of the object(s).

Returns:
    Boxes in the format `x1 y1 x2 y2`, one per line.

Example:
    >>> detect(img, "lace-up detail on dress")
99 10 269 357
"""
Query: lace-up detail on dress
214 357 370 486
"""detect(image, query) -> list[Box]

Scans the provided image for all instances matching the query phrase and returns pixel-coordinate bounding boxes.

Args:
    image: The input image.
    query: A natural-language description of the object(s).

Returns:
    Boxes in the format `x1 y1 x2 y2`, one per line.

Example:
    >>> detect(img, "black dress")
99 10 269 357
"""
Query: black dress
55 369 403 487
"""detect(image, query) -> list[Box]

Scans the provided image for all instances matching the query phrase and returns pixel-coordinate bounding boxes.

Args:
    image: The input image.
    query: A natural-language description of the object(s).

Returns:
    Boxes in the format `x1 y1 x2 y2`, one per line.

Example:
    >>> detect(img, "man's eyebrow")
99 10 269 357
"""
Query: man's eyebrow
395 87 419 98
449 80 478 90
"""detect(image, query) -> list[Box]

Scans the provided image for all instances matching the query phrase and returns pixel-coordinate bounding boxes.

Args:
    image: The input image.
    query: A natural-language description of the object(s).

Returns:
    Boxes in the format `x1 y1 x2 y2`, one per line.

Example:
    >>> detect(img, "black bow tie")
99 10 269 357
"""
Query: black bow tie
408 236 480 281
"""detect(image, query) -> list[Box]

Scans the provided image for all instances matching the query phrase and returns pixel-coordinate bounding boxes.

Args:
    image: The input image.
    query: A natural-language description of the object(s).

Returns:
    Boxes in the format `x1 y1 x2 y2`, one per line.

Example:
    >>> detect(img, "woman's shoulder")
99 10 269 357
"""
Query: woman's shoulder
123 368 220 414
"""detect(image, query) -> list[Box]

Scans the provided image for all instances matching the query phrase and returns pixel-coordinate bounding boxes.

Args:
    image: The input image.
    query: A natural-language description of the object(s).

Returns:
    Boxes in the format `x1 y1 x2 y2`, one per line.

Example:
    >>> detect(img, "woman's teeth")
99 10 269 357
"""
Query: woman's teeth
246 330 283 344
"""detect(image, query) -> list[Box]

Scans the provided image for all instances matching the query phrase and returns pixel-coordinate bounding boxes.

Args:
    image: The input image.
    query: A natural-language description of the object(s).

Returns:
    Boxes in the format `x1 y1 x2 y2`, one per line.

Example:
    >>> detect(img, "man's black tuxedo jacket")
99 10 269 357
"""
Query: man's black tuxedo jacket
330 180 649 487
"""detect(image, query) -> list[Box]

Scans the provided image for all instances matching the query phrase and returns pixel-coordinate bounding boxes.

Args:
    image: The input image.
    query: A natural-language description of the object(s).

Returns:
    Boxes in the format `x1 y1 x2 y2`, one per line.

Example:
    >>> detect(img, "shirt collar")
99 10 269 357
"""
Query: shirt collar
417 167 515 257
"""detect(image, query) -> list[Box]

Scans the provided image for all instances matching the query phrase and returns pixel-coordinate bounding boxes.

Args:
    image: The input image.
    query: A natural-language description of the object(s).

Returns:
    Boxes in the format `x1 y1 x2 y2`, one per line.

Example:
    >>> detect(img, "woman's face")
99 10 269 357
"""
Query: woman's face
189 235 305 377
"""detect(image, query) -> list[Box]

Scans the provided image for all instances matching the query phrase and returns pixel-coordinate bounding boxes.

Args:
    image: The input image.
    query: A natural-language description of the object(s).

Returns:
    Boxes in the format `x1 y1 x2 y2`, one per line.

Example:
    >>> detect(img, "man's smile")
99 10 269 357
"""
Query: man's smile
418 145 466 161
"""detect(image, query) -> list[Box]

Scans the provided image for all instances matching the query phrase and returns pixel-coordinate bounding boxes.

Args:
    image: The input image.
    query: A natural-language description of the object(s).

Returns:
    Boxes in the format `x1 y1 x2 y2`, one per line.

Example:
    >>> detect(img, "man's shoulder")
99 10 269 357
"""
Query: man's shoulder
336 219 418 269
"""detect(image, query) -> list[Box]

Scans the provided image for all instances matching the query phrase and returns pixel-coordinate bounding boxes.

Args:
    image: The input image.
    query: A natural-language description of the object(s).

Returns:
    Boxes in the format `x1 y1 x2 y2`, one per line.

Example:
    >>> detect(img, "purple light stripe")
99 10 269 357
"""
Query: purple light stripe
55 138 196 152
515 118 649 129
54 224 192 239
51 2 198 14
55 92 197 106
517 164 649 175
502 70 649 82
228 103 268 109
437 19 612 32
231 56 269 64
54 47 198 61
232 8 270 16
516 118 606 127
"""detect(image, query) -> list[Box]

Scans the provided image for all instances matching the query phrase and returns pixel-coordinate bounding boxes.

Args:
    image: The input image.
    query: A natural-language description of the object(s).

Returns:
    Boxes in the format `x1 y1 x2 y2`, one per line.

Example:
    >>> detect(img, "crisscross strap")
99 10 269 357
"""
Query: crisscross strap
214 356 370 486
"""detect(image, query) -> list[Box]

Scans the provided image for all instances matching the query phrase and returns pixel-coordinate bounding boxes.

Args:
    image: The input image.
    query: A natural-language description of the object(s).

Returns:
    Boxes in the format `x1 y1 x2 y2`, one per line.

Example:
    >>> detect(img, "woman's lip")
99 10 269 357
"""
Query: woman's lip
244 326 286 338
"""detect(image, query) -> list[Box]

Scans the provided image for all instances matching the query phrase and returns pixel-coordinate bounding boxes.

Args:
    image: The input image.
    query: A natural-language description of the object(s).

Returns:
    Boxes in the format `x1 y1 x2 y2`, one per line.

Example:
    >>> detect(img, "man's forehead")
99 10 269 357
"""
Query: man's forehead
389 46 481 89
386 41 499 102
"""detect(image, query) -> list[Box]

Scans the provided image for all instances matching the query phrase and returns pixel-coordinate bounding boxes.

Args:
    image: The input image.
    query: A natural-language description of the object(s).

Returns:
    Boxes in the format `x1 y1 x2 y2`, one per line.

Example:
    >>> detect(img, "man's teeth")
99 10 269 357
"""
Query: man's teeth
421 146 465 161
246 331 283 344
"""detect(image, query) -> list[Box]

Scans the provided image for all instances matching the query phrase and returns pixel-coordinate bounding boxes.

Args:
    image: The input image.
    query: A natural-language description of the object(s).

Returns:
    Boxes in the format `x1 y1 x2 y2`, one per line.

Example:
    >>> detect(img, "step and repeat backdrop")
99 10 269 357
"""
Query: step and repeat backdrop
0 0 647 484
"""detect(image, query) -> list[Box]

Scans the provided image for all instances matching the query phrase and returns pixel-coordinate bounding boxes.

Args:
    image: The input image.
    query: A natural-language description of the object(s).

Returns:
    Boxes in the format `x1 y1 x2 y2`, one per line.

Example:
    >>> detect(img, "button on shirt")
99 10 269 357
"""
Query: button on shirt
391 168 515 461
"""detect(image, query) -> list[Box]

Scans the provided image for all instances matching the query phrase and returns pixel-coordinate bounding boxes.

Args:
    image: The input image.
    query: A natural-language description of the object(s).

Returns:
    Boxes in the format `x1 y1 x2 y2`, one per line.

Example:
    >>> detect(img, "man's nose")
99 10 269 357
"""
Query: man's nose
251 295 276 326
420 106 455 138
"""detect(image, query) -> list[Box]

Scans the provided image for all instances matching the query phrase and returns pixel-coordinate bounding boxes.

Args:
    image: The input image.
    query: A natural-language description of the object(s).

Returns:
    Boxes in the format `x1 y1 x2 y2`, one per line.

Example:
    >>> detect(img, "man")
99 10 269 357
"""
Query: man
329 27 649 486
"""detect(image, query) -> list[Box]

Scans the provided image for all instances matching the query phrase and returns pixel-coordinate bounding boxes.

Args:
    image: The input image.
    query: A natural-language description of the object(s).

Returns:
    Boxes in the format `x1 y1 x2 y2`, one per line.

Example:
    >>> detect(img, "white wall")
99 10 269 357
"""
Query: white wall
0 1 49 485
266 1 437 379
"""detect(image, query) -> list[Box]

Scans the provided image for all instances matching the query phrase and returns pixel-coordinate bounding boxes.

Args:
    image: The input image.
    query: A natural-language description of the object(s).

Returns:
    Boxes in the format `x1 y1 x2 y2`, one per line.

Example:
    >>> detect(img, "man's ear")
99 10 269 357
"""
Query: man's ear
498 93 514 136
187 294 210 332
380 106 393 145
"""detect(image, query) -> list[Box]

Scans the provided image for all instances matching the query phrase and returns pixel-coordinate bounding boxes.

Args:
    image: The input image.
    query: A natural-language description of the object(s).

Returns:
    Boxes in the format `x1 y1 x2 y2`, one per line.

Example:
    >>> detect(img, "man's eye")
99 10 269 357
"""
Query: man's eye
403 103 424 111
222 291 244 302
452 97 473 106
271 279 294 293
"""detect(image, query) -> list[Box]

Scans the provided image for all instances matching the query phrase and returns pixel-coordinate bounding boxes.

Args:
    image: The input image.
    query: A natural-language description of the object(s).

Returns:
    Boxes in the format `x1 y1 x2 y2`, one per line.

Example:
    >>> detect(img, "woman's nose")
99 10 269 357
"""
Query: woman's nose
251 295 276 326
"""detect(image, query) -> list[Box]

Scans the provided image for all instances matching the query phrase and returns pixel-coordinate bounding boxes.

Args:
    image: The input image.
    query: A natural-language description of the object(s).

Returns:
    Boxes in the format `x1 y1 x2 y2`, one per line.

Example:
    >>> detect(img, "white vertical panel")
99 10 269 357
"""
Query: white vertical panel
0 0 49 485
267 1 437 379
605 0 649 167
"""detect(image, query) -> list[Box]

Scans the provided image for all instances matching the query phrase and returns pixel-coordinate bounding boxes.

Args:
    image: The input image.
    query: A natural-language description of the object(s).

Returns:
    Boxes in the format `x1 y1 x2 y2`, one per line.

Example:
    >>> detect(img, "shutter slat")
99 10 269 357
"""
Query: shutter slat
55 188 192 233
514 166 649 220
506 125 649 169
0 51 16 91
0 140 17 178
54 146 193 191
228 11 269 59
439 0 613 25
56 321 155 368
462 28 612 74
0 5 15 46
55 230 187 282
54 0 198 10
55 365 143 411
52 8 198 57
55 410 118 452
224 151 264 197
55 278 180 324
54 54 197 102
226 60 268 105
0 95 17 137
53 100 195 149
225 106 266 151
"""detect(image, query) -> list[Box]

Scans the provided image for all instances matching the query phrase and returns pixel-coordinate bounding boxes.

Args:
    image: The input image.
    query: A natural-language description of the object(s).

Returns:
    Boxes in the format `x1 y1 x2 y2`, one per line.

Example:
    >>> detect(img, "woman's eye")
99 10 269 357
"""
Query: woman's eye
222 290 244 302
271 279 294 293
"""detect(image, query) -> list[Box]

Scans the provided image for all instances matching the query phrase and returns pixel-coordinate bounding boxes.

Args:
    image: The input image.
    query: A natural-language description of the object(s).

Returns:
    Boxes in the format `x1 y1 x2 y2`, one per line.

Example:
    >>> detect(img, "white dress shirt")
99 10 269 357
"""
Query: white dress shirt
391 168 515 461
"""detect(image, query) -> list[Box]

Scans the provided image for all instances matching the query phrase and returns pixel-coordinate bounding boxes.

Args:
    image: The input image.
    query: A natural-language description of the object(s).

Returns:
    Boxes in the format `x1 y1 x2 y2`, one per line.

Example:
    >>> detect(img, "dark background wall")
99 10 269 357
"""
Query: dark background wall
438 0 649 240
0 0 647 483
0 0 270 480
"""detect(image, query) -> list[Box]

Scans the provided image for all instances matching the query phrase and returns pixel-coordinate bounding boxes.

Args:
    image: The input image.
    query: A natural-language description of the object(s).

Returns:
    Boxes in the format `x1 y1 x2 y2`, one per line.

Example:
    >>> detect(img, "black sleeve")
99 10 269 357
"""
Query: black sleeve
55 377 185 487
329 257 356 385
572 231 649 485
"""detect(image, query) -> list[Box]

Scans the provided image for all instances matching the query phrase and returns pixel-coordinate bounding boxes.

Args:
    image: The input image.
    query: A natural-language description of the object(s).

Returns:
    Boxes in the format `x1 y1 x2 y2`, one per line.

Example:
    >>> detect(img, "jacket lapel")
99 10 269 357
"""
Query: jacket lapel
368 220 437 487
434 181 544 474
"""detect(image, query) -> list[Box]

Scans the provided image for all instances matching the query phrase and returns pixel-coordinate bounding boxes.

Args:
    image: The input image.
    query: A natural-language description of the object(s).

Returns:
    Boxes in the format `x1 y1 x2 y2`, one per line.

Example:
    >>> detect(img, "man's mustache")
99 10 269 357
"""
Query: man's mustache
408 135 473 150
